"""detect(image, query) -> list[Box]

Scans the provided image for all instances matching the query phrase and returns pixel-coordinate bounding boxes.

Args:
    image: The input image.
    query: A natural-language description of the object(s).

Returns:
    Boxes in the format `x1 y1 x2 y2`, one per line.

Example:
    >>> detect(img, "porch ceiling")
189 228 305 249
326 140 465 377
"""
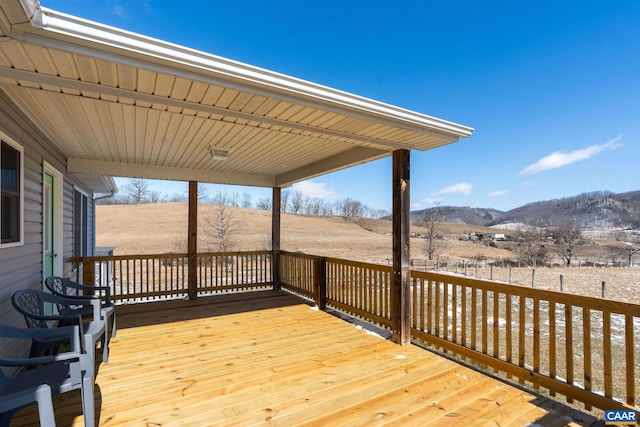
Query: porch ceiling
0 2 473 192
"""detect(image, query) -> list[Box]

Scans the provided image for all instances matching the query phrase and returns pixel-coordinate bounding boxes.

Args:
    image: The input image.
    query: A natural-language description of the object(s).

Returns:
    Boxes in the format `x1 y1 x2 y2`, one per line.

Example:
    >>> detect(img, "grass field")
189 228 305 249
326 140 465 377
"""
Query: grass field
97 202 640 304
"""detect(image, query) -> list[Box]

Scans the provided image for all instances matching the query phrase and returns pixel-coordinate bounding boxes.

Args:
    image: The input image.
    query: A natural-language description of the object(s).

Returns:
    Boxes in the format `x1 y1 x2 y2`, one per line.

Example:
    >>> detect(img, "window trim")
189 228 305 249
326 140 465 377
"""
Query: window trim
0 133 24 248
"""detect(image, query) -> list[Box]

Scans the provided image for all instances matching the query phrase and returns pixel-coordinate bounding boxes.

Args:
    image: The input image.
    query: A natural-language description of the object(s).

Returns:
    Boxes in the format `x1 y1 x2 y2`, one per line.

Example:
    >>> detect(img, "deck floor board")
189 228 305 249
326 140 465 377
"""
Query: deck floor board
10 291 604 426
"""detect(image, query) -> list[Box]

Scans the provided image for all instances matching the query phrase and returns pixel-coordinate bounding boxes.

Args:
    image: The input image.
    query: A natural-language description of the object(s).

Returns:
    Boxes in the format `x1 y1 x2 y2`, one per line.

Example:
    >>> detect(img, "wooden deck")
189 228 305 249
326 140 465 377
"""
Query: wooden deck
12 291 605 426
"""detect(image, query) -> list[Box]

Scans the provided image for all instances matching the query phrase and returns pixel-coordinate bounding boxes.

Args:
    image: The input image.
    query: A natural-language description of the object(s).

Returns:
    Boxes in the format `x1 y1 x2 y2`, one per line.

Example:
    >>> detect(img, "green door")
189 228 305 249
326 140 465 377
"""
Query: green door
44 172 54 279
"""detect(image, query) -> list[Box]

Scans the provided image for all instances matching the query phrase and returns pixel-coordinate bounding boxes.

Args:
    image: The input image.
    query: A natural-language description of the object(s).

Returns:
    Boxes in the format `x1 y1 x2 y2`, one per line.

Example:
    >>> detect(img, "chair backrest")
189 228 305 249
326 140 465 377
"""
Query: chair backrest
11 289 49 329
45 276 71 297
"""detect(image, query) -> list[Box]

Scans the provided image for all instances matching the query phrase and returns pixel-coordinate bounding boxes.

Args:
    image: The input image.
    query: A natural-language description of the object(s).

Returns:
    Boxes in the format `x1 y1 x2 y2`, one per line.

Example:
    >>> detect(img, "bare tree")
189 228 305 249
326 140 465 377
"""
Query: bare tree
228 191 241 207
421 203 442 261
618 234 640 266
242 192 253 208
290 191 304 214
197 183 209 202
256 198 272 210
337 198 363 218
203 194 238 252
306 199 324 215
212 190 227 206
550 221 582 267
148 191 163 203
124 178 150 204
514 224 547 267
280 190 290 213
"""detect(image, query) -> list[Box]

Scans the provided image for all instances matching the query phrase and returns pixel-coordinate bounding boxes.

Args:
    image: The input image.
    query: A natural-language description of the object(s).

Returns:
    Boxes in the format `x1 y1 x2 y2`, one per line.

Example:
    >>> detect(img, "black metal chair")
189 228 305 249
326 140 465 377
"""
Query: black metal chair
45 276 116 340
0 324 95 427
11 289 108 365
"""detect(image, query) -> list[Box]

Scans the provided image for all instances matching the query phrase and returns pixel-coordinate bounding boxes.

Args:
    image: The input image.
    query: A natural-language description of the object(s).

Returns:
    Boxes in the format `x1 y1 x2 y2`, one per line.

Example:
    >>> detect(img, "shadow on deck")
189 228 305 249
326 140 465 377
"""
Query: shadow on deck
12 290 605 426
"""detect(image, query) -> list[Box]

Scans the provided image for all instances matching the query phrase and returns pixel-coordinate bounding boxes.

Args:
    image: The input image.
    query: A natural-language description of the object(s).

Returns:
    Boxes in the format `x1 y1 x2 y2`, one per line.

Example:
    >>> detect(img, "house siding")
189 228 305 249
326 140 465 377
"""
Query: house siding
0 91 98 335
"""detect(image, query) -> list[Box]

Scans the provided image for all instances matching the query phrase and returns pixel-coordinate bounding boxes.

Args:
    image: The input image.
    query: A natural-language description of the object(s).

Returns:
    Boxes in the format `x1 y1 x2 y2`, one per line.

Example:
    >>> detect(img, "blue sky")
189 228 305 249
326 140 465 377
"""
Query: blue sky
42 1 640 212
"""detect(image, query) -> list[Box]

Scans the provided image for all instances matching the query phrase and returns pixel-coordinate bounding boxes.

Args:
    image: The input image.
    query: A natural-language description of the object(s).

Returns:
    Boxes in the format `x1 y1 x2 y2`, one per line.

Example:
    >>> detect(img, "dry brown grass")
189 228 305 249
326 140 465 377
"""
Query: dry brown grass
97 202 640 303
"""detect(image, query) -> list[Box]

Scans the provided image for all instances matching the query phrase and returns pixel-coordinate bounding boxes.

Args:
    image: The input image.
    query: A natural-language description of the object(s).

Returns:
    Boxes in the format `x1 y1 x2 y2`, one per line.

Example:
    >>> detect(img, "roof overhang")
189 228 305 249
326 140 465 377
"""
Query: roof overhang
0 1 473 191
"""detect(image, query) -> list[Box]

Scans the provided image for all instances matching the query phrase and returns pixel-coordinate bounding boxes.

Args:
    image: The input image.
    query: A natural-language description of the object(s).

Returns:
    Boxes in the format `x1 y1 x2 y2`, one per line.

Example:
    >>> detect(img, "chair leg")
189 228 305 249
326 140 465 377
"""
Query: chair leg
34 385 56 427
111 315 117 338
81 369 96 427
102 333 109 364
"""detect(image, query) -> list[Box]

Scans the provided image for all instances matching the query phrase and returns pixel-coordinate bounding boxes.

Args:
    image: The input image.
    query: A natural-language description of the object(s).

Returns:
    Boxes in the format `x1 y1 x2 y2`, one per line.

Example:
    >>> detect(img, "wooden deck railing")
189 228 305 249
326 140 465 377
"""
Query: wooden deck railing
70 250 639 414
279 253 639 414
279 252 393 329
70 251 272 303
410 271 639 413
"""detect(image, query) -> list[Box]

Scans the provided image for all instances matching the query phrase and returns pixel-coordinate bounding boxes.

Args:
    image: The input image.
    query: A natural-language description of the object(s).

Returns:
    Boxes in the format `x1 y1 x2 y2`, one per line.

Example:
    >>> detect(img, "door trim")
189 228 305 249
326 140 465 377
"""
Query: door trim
43 162 63 281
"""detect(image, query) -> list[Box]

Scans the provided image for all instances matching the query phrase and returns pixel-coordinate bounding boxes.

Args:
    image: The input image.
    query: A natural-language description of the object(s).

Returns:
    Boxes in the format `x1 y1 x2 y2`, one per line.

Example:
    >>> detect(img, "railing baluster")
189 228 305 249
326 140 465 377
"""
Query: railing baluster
471 288 477 351
451 283 457 345
518 295 525 385
565 304 574 404
493 290 499 368
549 301 556 396
625 314 635 406
533 298 540 389
603 310 612 399
482 288 488 356
583 307 592 409
443 279 449 342
427 279 433 335
461 284 467 347
505 293 512 377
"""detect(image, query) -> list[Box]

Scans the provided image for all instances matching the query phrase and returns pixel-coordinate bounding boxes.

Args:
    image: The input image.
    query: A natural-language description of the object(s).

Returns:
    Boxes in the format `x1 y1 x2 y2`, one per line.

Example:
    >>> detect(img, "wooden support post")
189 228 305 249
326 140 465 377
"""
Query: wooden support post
391 149 411 345
314 257 327 310
82 259 95 286
188 181 198 300
272 187 281 291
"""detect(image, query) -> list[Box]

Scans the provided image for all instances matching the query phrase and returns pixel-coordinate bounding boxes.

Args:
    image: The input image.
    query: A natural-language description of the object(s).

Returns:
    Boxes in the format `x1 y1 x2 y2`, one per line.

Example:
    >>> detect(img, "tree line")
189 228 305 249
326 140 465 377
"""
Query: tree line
98 178 389 219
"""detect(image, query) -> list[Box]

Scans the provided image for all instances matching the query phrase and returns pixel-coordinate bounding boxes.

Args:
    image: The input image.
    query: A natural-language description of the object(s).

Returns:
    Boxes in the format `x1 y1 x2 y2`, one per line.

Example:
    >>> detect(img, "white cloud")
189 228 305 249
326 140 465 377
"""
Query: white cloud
422 197 443 205
113 5 126 17
291 181 336 200
488 190 508 197
413 197 443 209
519 136 622 175
436 182 473 195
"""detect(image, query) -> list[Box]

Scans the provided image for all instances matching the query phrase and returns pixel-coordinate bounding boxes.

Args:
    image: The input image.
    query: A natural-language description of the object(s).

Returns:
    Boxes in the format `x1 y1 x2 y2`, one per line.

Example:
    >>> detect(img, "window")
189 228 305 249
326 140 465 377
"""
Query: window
1 138 23 246
74 189 89 257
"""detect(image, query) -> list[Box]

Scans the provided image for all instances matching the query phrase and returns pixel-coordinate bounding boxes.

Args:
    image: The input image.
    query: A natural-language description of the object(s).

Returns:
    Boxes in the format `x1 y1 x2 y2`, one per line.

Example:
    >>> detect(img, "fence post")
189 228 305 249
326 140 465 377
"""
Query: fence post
509 265 512 284
560 274 564 292
314 257 327 310
601 281 606 299
490 265 493 281
532 268 536 288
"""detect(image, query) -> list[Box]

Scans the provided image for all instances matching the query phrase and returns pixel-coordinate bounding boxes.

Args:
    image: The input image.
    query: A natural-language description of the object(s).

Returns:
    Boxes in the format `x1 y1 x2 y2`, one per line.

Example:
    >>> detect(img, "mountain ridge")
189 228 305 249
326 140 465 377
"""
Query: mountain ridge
407 190 640 229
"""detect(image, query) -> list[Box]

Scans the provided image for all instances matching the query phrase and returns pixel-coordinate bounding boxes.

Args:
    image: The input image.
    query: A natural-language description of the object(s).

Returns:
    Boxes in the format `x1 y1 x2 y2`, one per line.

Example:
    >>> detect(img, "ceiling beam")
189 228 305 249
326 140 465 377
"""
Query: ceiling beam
275 146 388 187
67 158 275 187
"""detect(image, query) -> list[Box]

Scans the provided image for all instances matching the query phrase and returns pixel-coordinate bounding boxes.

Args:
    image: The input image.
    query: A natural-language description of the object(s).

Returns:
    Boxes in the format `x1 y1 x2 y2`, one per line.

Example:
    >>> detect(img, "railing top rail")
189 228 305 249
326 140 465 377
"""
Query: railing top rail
279 251 325 260
413 270 640 317
325 257 393 272
70 250 272 263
